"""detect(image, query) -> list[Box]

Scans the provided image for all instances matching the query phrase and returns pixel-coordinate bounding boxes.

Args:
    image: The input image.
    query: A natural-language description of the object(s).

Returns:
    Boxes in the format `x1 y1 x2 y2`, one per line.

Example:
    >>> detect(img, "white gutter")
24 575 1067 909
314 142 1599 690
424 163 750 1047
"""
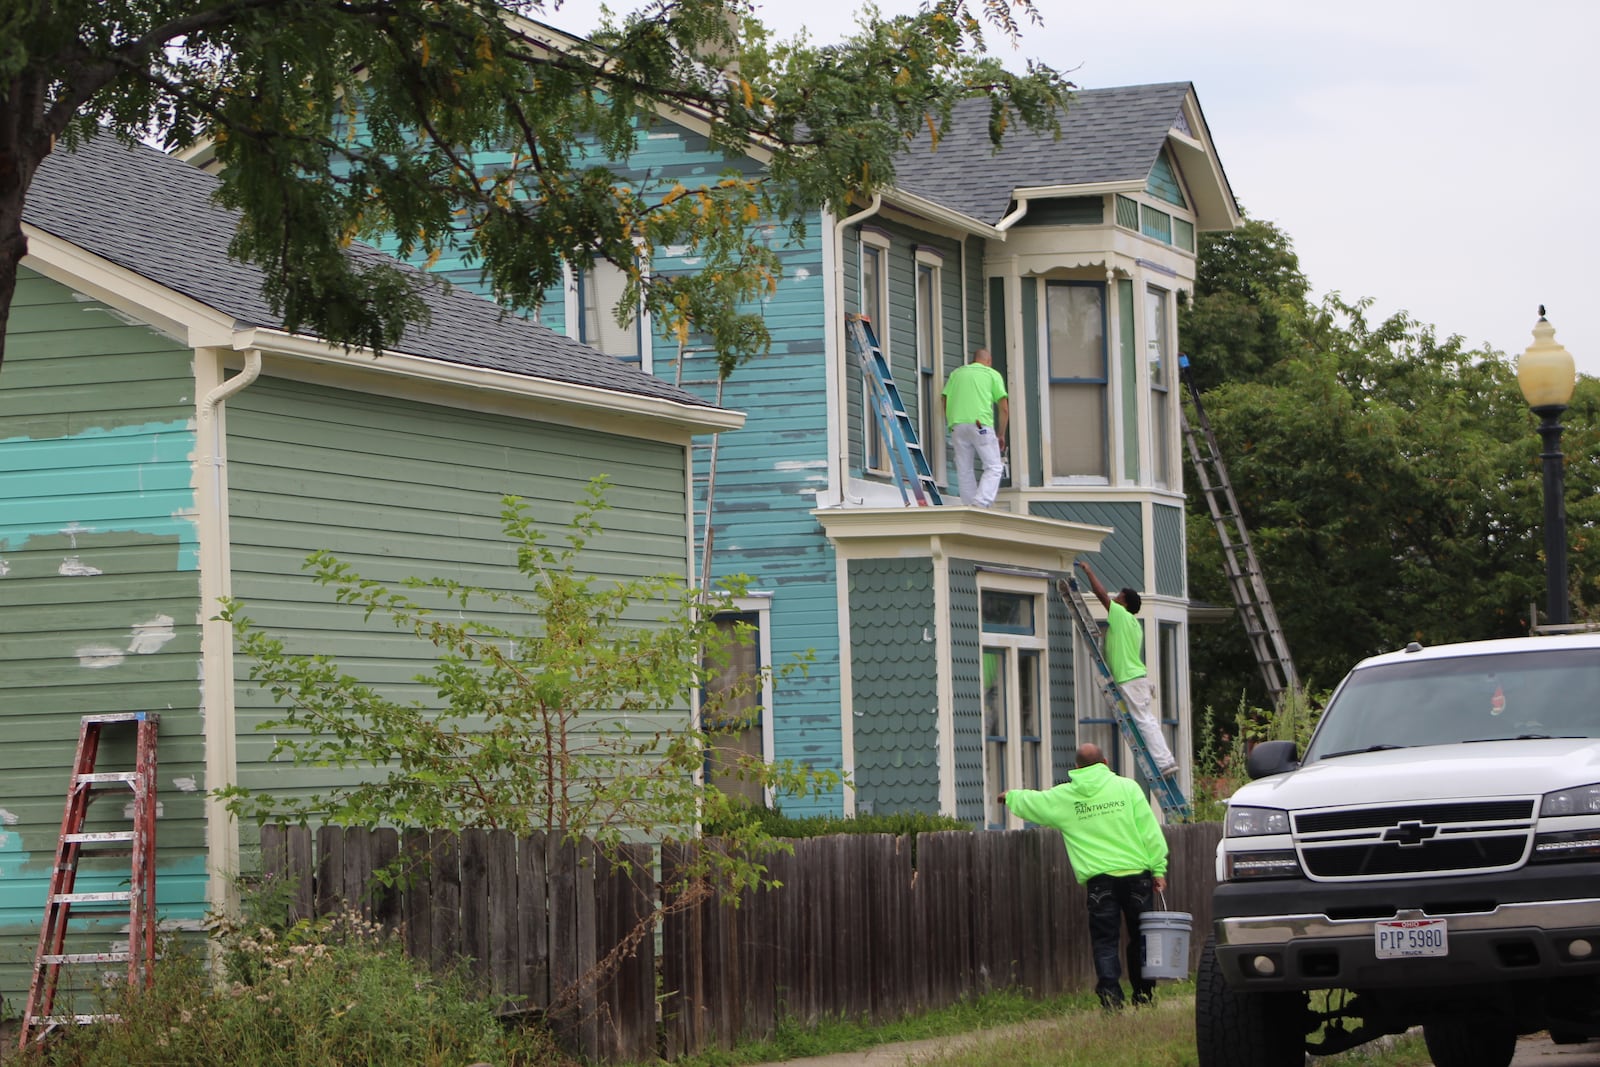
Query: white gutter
196 346 261 924
996 197 1030 233
827 194 881 507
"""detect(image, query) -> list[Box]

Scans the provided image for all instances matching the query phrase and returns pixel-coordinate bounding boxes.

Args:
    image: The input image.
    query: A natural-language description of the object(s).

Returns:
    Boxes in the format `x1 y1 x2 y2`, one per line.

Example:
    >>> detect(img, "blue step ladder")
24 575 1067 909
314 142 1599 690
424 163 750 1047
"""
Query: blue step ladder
845 314 942 506
1058 571 1191 820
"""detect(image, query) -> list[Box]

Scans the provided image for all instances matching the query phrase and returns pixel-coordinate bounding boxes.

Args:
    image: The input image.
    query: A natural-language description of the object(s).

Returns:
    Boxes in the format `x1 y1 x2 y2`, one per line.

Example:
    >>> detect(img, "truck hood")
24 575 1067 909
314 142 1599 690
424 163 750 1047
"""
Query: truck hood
1234 738 1600 810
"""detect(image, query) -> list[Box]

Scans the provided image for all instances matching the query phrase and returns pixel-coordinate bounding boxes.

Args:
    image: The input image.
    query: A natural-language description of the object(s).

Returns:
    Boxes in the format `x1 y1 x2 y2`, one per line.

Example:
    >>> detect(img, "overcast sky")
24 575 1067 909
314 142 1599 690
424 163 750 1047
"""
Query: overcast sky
539 0 1599 381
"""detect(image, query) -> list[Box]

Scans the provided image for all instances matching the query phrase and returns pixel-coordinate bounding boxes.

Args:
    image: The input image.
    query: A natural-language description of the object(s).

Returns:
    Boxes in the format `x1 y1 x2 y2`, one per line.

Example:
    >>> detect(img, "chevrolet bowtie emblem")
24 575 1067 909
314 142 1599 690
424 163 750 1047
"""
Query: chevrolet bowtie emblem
1383 821 1439 848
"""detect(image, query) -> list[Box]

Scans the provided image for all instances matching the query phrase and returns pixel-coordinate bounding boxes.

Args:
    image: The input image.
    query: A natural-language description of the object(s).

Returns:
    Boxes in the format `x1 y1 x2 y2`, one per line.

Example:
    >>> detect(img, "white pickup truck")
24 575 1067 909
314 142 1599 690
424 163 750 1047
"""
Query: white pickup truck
1198 634 1600 1067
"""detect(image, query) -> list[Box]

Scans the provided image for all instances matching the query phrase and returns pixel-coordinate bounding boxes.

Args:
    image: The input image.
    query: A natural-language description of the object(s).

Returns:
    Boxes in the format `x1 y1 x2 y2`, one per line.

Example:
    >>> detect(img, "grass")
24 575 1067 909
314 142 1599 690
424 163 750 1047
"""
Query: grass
654 985 1438 1067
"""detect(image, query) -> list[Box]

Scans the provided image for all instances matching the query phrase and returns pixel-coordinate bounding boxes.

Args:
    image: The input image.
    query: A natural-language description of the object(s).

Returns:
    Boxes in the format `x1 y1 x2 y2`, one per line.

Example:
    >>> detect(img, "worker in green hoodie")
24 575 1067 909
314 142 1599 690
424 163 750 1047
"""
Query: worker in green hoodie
1000 742 1169 1010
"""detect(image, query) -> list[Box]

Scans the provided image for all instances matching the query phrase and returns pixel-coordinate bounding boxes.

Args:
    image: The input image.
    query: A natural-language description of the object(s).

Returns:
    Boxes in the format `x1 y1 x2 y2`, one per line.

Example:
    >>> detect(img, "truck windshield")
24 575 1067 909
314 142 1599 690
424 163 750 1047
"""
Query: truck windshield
1303 647 1600 762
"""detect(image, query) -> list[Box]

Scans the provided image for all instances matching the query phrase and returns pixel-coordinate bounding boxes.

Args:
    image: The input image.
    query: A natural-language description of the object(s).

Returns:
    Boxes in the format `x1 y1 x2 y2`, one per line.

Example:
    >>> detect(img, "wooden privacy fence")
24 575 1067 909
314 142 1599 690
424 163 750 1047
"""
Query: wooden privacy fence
260 822 1224 1064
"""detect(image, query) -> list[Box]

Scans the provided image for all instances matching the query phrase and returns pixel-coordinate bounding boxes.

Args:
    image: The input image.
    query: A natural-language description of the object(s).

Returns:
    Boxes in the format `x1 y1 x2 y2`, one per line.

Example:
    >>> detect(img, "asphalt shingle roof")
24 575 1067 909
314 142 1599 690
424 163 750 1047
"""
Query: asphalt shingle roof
892 82 1197 226
24 135 716 410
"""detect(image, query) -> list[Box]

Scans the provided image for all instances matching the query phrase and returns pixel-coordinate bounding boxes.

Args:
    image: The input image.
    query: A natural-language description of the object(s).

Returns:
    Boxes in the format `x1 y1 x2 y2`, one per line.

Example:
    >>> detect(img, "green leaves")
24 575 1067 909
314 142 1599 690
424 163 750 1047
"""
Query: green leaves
5 1 1070 374
218 478 838 890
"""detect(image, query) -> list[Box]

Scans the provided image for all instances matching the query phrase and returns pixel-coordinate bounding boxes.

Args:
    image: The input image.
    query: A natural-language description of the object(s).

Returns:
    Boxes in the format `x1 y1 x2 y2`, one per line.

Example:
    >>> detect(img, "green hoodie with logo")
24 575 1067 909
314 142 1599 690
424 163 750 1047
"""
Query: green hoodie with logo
1002 763 1168 884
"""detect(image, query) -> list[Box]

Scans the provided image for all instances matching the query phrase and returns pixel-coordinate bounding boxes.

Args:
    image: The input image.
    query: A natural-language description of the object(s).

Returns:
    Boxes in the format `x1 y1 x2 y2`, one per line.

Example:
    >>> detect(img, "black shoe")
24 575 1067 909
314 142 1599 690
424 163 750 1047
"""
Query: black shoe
1131 991 1155 1007
1098 991 1125 1012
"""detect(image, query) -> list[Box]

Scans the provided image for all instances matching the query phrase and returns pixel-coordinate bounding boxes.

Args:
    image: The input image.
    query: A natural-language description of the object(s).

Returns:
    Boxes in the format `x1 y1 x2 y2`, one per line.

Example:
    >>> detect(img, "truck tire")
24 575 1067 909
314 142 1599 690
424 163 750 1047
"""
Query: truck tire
1421 1018 1517 1067
1195 936 1306 1067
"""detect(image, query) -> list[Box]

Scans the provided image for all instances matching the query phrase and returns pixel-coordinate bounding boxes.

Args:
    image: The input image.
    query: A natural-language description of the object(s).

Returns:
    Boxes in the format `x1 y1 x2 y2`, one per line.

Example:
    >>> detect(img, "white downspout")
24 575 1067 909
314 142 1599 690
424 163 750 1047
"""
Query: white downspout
996 197 1030 234
197 348 261 922
826 193 881 507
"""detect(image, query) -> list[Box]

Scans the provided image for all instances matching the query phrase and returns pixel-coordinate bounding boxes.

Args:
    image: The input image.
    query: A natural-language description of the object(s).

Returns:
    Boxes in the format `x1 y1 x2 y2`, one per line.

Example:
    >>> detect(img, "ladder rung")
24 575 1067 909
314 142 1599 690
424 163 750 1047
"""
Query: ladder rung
40 951 132 964
77 772 140 785
82 710 156 726
52 891 133 905
29 1013 121 1026
63 831 137 845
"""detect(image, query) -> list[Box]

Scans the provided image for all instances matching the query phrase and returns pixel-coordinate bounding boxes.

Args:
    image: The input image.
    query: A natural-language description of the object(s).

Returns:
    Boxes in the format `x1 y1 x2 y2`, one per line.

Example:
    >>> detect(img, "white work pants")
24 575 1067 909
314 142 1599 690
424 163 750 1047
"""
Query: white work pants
950 422 1003 507
1120 676 1178 775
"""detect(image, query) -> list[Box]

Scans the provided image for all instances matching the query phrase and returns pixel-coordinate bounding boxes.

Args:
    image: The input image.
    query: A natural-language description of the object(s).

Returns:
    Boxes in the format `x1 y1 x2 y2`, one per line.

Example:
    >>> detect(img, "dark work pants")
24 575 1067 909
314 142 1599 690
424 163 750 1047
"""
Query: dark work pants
1085 871 1155 1005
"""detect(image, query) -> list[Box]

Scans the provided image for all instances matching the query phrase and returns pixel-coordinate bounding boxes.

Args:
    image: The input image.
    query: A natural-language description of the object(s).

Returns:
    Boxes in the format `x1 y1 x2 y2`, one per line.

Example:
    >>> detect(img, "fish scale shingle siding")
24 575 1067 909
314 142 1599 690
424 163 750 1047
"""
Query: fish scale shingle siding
847 558 939 814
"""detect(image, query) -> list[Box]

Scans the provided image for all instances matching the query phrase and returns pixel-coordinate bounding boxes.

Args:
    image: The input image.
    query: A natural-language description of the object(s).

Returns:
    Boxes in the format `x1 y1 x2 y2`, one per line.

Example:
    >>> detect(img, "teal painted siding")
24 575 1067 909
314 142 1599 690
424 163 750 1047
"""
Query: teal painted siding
1029 500 1146 593
0 268 209 996
1119 278 1138 482
1147 151 1187 208
848 558 939 814
224 376 694 826
1153 503 1186 598
1014 197 1105 227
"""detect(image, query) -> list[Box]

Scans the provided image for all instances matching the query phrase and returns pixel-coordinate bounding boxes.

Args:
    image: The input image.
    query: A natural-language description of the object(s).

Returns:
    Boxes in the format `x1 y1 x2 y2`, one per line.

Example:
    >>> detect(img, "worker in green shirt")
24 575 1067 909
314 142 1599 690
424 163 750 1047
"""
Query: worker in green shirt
1077 559 1179 778
1001 742 1169 1010
939 347 1008 508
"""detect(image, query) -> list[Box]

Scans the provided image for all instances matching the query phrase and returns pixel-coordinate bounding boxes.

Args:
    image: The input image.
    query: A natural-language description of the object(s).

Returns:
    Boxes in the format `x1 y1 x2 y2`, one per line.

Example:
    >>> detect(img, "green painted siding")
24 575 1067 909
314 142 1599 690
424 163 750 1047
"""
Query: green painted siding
1020 277 1042 488
947 560 984 825
1153 503 1186 598
1014 197 1104 227
224 376 692 829
848 558 939 814
1028 500 1146 593
1119 278 1138 482
1147 151 1187 208
0 268 209 996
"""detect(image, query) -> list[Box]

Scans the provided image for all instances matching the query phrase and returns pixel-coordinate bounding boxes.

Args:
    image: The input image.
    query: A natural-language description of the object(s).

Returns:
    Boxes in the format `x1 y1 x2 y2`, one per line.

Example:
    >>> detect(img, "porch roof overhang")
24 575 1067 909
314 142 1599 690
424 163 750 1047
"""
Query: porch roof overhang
812 505 1111 569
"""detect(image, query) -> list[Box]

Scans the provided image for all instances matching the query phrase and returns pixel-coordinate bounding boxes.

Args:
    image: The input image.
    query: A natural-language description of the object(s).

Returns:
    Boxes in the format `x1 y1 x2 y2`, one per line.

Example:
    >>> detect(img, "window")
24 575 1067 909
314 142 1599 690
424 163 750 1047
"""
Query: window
1158 621 1182 773
702 610 767 806
915 252 943 481
980 585 1048 829
860 234 890 472
1147 287 1173 488
1045 281 1108 480
579 259 641 362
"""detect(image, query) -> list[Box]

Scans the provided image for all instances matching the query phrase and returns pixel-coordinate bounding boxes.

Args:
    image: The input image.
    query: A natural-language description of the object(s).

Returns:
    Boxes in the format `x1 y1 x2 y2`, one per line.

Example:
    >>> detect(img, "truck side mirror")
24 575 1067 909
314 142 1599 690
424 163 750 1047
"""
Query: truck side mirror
1245 739 1300 780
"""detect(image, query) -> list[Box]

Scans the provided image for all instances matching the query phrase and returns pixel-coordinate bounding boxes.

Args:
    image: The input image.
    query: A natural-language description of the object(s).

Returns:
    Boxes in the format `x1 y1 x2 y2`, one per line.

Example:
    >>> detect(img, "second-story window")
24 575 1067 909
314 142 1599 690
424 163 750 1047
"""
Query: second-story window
579 259 641 362
1045 281 1108 480
860 232 891 473
915 250 943 482
1147 286 1173 488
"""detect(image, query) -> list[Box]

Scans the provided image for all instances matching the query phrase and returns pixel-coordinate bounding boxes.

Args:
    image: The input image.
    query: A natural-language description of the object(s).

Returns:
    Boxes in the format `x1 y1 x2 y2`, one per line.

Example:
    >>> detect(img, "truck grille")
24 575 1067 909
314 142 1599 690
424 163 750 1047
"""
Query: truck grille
1293 799 1536 880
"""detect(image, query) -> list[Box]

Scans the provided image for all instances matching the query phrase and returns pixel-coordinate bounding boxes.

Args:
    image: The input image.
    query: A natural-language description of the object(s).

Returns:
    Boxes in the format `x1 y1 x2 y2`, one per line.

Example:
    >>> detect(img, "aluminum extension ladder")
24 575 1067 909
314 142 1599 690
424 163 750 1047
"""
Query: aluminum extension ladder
21 712 160 1049
1058 574 1191 820
1177 354 1299 707
845 314 943 506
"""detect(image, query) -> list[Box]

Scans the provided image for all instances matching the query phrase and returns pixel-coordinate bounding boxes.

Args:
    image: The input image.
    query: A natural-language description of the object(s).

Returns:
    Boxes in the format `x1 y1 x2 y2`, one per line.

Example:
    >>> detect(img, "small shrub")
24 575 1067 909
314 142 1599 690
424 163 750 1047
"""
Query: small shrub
27 910 571 1067
706 803 969 839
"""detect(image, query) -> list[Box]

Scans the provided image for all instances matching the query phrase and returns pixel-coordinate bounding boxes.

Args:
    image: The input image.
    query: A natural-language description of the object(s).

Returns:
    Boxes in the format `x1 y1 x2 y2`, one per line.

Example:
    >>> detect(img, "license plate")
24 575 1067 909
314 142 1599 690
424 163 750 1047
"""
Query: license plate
1375 918 1448 959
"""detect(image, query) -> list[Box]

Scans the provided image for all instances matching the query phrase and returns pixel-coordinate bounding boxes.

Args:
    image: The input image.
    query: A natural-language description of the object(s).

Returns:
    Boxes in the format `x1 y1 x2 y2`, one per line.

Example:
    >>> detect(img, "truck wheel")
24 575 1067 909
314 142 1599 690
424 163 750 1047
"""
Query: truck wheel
1422 1017 1517 1067
1195 936 1306 1067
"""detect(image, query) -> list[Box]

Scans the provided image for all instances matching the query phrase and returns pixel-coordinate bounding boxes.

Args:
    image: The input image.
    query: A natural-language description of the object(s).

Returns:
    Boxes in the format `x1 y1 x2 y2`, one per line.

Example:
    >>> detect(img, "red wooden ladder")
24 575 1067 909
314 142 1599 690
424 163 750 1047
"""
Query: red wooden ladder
20 712 160 1049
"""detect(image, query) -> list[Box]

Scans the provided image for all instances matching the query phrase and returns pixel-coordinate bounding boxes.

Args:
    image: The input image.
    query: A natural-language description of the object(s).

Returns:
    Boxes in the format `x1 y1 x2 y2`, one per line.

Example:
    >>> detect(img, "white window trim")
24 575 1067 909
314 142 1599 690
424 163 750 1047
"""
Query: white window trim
859 228 893 474
914 247 945 483
1146 283 1174 490
976 573 1051 830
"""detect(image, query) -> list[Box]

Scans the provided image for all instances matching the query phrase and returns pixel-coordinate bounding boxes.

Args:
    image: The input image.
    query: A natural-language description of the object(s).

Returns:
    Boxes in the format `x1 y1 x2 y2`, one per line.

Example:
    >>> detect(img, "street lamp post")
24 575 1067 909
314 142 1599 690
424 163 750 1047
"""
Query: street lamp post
1516 306 1577 628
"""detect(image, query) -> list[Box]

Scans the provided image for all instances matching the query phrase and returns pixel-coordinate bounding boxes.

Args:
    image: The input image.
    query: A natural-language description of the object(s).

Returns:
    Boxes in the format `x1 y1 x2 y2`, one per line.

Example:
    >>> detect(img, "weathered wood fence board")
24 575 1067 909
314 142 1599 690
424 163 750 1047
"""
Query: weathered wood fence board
261 821 1225 1065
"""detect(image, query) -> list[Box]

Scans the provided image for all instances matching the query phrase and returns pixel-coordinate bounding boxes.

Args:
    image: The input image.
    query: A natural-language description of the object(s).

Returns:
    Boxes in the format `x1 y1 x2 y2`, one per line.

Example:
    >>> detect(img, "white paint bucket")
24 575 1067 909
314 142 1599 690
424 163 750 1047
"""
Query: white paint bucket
1140 910 1193 980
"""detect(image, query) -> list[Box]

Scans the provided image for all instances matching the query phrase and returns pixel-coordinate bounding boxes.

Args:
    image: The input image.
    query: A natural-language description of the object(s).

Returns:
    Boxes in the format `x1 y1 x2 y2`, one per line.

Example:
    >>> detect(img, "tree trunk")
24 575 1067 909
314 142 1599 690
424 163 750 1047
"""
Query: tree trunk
0 68 54 377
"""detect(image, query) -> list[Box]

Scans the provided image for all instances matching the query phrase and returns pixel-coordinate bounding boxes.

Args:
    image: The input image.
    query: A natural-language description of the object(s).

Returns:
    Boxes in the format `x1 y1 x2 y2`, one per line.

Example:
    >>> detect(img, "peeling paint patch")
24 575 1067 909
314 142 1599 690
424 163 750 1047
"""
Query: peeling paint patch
0 558 9 576
0 809 18 825
128 615 176 654
172 777 198 792
774 459 829 471
77 645 125 668
792 268 812 282
59 556 103 576
123 800 164 820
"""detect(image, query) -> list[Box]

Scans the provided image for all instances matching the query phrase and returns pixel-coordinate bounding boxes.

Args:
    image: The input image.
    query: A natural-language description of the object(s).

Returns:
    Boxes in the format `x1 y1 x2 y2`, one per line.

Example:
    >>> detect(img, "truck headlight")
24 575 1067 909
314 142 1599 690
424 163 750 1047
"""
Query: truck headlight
1541 783 1600 816
1224 850 1302 880
1226 806 1290 837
